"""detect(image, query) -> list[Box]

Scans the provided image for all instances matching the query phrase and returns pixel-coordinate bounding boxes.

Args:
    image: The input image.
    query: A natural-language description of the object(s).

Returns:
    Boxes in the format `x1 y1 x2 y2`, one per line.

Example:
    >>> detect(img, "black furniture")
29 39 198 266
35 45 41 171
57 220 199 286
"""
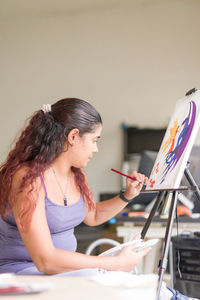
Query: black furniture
171 233 200 298
74 223 104 254
122 125 166 160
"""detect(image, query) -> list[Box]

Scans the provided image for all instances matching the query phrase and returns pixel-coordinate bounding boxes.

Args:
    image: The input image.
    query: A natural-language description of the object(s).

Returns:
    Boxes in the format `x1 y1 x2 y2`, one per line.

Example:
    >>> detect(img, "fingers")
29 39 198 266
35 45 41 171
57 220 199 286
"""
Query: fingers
132 234 141 241
129 171 148 185
125 171 148 197
130 246 151 257
124 170 149 199
117 244 151 271
139 247 152 256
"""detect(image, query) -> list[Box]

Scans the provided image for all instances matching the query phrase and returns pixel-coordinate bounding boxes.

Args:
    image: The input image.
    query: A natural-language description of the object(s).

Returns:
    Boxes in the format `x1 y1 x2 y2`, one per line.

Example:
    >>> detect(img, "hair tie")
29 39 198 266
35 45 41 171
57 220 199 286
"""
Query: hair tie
42 104 51 113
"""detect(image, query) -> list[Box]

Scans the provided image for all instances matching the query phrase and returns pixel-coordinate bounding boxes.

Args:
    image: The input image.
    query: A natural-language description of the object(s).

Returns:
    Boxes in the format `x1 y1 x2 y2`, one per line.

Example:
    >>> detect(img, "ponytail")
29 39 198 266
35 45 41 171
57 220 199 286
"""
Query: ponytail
0 98 101 229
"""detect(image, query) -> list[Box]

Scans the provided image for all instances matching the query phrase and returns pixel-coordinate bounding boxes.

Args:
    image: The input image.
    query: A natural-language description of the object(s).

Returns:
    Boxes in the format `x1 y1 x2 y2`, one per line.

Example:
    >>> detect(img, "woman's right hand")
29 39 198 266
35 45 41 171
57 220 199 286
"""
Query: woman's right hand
115 235 151 272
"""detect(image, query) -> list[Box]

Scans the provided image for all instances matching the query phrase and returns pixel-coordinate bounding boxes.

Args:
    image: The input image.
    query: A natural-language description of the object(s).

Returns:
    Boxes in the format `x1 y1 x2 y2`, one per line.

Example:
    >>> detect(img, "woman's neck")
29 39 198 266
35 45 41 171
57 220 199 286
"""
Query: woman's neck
51 153 72 177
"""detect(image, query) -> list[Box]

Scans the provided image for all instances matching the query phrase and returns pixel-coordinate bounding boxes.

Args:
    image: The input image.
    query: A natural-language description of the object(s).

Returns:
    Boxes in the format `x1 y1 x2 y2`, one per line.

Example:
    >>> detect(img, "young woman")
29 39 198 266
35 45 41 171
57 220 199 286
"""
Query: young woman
0 98 197 300
0 98 149 276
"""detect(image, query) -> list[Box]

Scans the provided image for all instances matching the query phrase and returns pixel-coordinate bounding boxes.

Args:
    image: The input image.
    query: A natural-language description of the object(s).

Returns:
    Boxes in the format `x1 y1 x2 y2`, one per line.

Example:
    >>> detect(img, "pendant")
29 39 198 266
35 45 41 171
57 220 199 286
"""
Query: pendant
64 197 67 206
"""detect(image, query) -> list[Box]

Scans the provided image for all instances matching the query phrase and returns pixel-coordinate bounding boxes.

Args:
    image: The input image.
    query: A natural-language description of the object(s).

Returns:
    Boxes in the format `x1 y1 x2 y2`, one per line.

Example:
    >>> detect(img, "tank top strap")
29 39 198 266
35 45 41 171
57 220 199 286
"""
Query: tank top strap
40 175 48 198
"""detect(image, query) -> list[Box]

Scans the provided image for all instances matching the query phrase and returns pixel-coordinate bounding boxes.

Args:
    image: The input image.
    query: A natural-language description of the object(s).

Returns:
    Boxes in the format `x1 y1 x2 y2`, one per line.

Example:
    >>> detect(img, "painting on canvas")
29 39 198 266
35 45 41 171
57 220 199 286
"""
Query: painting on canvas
146 89 200 190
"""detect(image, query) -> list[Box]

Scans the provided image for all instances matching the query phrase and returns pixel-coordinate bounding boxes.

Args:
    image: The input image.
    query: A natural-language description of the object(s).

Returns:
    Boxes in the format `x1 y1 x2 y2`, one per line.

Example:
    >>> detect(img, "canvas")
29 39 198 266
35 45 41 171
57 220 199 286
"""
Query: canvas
146 89 200 190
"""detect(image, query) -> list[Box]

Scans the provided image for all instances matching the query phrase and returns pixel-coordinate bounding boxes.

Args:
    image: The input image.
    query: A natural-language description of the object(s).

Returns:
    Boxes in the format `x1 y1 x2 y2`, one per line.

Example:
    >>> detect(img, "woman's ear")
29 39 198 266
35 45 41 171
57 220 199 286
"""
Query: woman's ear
67 128 80 146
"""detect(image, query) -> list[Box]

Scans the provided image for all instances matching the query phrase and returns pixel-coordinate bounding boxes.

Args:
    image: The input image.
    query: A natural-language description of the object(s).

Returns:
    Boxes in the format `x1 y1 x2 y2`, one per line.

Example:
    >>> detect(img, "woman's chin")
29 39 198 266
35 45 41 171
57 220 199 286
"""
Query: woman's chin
72 162 88 169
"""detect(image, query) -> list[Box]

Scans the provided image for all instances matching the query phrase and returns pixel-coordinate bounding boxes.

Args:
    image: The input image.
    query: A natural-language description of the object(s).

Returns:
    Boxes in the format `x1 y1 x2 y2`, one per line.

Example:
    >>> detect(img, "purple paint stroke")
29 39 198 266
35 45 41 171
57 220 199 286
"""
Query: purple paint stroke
160 101 196 184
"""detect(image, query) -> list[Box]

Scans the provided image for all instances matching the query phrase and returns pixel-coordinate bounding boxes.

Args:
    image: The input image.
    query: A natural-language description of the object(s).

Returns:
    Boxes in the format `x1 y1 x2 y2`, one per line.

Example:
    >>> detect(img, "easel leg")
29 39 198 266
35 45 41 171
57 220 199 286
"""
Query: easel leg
141 191 167 239
156 191 179 299
184 167 200 202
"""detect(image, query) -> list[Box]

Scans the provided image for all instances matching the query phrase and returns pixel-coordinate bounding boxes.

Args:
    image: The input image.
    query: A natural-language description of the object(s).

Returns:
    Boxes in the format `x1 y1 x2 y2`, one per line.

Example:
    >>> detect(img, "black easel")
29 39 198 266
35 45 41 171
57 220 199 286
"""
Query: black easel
140 88 200 299
140 169 200 299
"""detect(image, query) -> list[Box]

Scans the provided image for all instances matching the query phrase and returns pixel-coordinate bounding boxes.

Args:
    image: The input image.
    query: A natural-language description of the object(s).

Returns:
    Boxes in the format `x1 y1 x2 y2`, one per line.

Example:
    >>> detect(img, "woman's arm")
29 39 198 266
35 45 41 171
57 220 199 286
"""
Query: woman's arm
12 171 149 275
84 171 148 226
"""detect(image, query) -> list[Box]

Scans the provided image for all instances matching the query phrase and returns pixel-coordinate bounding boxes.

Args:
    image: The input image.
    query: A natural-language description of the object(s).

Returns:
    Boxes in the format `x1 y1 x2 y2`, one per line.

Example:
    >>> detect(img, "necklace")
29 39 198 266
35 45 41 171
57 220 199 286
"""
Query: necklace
52 167 68 206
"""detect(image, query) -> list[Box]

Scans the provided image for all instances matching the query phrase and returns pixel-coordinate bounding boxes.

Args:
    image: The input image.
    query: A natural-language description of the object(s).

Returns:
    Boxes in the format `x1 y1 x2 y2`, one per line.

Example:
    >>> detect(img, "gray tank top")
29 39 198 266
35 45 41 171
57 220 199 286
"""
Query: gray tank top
0 177 86 273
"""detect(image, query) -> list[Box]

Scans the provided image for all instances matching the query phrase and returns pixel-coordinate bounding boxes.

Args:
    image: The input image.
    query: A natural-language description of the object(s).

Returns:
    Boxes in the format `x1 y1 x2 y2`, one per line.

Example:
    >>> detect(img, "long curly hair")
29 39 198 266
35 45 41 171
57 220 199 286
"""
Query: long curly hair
0 98 102 229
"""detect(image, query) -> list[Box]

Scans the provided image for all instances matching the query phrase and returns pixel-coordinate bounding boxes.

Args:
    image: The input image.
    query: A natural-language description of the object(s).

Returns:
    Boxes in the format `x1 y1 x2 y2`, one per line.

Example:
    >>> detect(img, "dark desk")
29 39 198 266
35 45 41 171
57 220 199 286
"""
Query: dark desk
116 214 200 224
116 214 200 242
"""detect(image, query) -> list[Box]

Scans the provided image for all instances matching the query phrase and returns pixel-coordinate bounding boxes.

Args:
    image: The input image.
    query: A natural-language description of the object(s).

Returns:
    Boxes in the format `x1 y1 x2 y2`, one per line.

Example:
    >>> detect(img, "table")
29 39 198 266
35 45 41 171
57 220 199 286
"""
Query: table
1 275 157 300
116 215 200 240
116 216 200 277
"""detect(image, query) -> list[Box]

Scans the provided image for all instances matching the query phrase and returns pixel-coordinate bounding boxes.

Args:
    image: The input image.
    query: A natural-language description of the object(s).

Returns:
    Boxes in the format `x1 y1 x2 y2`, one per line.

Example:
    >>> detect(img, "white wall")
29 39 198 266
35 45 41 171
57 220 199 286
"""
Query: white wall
1 0 200 201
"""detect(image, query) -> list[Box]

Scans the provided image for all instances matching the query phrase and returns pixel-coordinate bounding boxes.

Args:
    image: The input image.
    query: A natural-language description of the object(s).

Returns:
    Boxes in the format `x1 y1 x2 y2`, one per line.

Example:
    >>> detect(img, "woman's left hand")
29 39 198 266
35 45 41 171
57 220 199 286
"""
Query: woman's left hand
123 171 148 200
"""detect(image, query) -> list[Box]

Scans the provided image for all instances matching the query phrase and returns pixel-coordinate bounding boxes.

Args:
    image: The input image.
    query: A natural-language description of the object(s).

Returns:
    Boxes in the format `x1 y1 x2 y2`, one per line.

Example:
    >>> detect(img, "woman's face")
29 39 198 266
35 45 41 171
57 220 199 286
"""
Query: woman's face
70 124 102 168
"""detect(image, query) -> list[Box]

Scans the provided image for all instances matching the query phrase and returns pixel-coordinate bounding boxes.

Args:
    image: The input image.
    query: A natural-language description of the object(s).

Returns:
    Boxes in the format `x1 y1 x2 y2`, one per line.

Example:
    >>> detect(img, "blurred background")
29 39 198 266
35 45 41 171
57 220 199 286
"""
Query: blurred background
1 2 200 294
